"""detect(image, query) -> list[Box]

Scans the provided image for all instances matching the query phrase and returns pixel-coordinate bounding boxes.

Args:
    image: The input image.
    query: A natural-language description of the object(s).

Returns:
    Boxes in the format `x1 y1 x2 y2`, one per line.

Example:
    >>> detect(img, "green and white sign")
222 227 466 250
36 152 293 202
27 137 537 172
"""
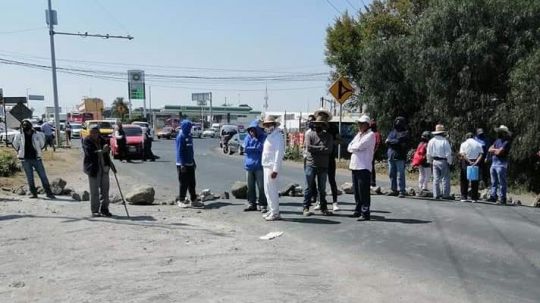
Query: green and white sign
128 70 145 99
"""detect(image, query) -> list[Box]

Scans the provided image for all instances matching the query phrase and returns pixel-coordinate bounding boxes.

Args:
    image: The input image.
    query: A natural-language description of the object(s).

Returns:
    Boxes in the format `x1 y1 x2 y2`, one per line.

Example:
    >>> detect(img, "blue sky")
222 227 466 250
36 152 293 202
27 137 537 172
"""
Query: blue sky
0 0 370 115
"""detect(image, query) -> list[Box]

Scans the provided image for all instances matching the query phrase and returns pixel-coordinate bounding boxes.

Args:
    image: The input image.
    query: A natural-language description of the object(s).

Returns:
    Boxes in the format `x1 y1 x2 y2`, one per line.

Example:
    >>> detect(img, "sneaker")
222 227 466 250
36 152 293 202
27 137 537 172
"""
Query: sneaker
350 211 361 218
333 203 340 212
320 209 333 216
100 210 113 217
177 200 190 208
190 200 205 208
357 215 371 221
314 203 321 210
244 204 257 212
471 200 477 203
265 213 281 221
398 193 406 198
303 208 313 217
260 206 268 213
262 212 272 218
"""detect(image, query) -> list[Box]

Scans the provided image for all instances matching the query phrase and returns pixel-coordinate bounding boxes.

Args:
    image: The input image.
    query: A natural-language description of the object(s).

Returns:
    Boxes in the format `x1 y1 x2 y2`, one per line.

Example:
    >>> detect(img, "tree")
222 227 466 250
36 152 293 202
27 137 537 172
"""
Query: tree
111 97 129 121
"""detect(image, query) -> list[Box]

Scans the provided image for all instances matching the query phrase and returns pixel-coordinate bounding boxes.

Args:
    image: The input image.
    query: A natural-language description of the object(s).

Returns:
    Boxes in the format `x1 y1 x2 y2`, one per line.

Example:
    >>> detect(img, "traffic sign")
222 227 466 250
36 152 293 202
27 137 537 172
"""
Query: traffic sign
10 103 32 122
329 76 354 104
28 95 45 101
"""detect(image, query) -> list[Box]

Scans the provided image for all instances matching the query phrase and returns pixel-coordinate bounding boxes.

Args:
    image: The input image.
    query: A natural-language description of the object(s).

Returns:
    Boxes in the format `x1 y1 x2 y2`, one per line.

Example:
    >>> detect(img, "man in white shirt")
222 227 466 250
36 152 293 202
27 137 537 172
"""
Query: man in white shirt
347 115 376 221
427 124 453 199
261 116 285 221
459 133 484 202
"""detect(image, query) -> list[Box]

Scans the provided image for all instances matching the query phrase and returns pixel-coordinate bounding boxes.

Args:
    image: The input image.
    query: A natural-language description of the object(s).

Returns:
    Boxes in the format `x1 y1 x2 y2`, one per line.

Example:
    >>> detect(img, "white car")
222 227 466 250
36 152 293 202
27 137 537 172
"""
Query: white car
0 128 19 144
202 129 216 138
192 126 203 138
131 121 154 139
70 123 83 138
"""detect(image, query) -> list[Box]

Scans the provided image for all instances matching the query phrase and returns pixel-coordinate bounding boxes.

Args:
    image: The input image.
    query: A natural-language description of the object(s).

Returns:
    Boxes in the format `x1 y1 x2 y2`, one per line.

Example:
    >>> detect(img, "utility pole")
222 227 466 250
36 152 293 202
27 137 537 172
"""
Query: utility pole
263 85 269 112
46 0 133 146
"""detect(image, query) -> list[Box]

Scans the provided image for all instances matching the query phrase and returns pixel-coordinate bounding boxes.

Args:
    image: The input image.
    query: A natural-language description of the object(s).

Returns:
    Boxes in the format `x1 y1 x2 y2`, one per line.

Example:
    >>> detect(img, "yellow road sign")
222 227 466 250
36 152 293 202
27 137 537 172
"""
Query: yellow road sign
329 76 354 104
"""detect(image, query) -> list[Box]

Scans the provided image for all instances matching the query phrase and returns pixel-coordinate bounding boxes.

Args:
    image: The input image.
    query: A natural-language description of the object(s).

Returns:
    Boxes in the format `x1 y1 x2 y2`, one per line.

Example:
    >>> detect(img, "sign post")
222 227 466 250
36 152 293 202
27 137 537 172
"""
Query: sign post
128 70 145 119
0 88 7 147
329 76 354 161
192 93 212 125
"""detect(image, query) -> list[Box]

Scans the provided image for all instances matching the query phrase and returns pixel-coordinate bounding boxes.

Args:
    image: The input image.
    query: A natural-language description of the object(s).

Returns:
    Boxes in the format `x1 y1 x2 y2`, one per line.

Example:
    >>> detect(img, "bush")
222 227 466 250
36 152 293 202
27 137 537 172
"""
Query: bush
0 149 20 177
284 145 302 161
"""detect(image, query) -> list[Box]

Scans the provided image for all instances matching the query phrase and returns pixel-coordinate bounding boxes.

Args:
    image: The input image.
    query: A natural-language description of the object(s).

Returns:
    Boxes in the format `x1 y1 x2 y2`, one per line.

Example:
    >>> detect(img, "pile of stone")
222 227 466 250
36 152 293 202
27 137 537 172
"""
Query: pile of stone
279 184 303 197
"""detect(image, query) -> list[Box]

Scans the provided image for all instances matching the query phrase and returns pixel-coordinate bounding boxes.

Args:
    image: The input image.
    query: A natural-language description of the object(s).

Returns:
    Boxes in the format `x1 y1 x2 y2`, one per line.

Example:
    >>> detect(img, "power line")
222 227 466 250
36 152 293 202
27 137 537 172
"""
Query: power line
345 0 357 10
92 0 130 34
325 0 342 14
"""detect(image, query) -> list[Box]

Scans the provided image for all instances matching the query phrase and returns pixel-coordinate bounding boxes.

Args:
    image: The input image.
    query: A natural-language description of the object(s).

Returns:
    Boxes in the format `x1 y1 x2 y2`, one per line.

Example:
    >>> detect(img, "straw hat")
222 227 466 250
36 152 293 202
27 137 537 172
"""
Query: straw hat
312 116 329 125
432 124 446 135
262 115 281 127
314 107 333 121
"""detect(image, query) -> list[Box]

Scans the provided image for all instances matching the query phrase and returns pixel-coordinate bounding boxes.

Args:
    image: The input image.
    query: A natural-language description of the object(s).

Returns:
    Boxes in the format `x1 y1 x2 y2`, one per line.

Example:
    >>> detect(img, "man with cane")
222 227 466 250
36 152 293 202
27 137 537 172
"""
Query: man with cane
83 125 114 217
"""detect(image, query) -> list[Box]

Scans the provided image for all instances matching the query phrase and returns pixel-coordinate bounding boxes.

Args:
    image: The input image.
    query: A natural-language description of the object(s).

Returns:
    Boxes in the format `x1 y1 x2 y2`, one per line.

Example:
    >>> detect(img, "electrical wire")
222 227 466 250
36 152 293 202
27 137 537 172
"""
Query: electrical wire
345 0 357 10
325 0 342 14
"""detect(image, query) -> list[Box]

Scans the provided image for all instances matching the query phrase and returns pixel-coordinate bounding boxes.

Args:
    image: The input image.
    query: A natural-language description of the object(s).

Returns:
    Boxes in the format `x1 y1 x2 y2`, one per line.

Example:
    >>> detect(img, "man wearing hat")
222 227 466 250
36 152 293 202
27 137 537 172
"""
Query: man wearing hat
487 125 512 204
427 124 453 199
303 115 334 216
12 119 56 199
261 115 285 221
385 116 410 197
83 125 114 217
348 115 376 221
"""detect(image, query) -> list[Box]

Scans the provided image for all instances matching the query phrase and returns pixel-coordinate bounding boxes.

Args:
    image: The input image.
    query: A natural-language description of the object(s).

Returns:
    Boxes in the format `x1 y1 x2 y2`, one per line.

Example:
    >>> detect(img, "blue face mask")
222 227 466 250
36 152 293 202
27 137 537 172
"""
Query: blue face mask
308 122 315 130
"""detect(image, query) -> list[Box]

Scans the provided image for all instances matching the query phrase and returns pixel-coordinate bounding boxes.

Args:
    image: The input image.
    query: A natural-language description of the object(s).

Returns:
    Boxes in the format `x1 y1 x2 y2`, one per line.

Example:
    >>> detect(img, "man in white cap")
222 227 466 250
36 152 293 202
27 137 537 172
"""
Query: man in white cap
261 115 285 221
347 115 376 221
487 125 512 205
458 132 484 202
427 124 453 199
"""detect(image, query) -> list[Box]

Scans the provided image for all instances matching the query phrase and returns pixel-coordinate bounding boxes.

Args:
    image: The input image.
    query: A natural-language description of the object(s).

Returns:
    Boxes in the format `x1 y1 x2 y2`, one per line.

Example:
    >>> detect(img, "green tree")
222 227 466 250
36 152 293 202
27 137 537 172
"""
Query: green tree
111 97 129 122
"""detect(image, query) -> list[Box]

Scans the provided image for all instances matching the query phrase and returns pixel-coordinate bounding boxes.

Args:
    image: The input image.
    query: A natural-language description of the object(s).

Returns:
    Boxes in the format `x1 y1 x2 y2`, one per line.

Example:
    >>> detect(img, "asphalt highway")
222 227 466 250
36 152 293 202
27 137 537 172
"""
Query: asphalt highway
113 137 540 303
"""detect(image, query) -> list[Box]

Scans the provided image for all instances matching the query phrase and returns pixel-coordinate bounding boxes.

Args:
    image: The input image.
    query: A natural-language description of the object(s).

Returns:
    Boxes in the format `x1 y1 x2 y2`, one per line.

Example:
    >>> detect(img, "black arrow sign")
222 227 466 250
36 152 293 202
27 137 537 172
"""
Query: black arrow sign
337 80 353 99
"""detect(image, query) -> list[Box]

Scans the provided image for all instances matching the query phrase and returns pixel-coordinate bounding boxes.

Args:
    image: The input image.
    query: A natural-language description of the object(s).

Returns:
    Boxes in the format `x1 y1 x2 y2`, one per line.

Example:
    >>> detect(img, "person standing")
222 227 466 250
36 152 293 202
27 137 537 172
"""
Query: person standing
65 121 72 147
427 124 453 199
143 127 156 162
370 119 382 187
83 126 114 217
303 115 318 206
12 119 56 199
261 116 285 221
487 125 512 205
348 115 376 221
114 122 129 162
412 131 431 192
41 121 56 151
176 120 203 208
243 119 268 212
458 133 484 202
303 116 333 216
385 117 410 197
474 128 491 188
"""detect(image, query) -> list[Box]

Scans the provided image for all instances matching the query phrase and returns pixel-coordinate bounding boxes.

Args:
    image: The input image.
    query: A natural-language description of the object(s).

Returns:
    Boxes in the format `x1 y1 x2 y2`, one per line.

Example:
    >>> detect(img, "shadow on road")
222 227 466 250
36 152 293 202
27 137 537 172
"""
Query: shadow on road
0 214 28 221
204 202 241 209
115 215 157 221
282 217 341 224
0 197 22 202
370 215 432 224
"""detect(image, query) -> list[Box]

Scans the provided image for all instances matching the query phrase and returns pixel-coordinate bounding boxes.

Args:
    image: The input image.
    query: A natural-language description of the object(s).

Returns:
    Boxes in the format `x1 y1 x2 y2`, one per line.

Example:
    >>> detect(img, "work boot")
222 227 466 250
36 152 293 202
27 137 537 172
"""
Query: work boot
190 199 204 209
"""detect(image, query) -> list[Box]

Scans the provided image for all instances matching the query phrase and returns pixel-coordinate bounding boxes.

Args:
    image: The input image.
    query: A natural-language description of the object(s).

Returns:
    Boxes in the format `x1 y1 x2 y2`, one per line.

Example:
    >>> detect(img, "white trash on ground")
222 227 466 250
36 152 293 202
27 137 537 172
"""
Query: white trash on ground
259 231 284 240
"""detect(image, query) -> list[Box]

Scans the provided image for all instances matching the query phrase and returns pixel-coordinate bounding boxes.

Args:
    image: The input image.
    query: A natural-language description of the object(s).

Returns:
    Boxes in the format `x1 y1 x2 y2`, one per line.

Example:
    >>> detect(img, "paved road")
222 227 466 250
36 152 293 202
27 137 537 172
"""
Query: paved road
113 138 540 303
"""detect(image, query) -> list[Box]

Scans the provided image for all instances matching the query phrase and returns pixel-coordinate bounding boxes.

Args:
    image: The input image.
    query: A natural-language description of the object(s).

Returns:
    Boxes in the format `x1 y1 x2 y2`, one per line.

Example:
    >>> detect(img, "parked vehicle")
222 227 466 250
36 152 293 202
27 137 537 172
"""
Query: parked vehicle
192 125 203 138
202 129 216 138
211 123 220 132
70 123 82 138
132 121 154 139
228 133 247 155
80 120 115 140
0 127 19 145
110 125 145 160
157 126 176 139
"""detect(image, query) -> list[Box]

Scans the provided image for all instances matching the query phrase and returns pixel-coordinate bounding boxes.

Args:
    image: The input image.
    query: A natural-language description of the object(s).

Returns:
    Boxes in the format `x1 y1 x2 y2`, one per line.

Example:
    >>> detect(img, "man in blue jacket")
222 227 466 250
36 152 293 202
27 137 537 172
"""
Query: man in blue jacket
385 116 410 198
243 119 268 212
175 120 203 208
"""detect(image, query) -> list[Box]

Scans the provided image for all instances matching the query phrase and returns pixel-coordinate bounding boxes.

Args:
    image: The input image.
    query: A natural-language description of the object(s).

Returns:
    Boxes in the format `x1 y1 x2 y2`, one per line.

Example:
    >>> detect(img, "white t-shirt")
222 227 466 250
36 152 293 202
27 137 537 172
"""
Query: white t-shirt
459 138 483 160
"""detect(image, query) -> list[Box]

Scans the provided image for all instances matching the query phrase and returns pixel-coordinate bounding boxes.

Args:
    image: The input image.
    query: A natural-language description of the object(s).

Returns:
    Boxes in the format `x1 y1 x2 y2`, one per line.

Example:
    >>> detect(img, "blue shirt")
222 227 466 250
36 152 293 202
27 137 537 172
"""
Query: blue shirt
491 139 510 167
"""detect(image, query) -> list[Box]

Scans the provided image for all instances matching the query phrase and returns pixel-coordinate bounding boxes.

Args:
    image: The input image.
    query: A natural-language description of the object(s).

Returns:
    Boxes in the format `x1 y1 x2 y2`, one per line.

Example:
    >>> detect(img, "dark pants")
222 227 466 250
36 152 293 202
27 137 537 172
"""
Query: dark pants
479 161 490 188
460 160 479 200
21 159 52 195
328 156 338 203
352 169 371 216
303 166 328 210
143 139 155 160
118 140 128 160
304 158 317 202
177 165 197 201
246 169 267 206
371 159 376 186
44 135 55 151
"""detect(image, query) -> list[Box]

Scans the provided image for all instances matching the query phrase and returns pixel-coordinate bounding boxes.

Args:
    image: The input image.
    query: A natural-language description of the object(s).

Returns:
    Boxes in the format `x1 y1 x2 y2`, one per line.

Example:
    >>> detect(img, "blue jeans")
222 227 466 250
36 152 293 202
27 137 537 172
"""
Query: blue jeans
246 169 267 206
303 166 328 209
490 165 507 202
388 160 406 193
21 159 52 195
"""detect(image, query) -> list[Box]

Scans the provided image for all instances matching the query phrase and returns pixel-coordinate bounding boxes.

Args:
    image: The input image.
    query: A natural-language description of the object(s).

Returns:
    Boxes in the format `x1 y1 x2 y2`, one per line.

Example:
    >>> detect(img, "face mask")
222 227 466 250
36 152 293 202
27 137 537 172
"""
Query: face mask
22 124 32 131
265 126 275 134
315 126 323 132
308 122 315 130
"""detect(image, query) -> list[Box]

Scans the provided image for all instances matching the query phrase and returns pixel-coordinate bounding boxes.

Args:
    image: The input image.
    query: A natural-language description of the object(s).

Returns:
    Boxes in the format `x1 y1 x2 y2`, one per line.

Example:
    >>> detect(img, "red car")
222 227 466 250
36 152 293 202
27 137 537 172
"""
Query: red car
110 125 145 160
